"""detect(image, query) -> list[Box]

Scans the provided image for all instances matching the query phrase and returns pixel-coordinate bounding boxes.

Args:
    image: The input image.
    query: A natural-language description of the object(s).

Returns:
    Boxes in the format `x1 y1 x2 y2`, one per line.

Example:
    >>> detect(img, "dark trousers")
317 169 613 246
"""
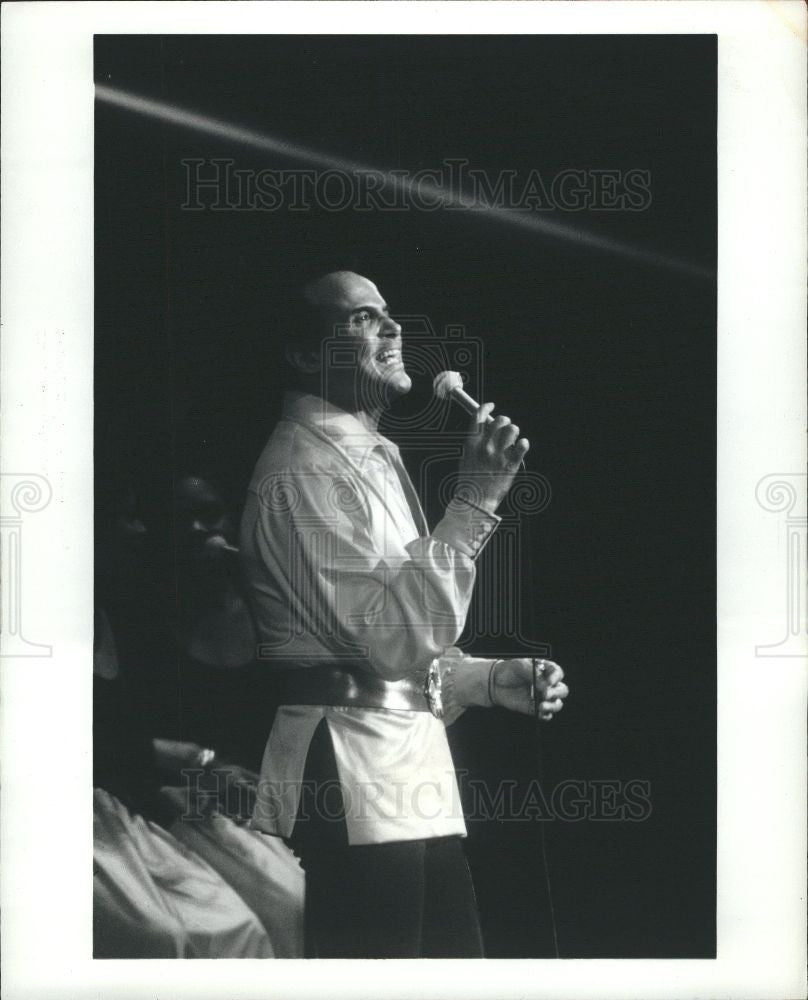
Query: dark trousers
288 719 484 958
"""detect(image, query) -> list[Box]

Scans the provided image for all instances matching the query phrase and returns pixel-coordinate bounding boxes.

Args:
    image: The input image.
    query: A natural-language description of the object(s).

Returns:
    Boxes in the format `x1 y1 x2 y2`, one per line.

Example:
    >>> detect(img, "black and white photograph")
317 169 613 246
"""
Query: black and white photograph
1 3 805 998
92 31 716 961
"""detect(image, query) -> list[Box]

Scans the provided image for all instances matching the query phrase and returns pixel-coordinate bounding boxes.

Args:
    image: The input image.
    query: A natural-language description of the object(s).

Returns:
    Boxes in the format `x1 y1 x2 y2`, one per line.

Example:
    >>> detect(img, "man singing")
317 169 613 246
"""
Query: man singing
240 270 568 957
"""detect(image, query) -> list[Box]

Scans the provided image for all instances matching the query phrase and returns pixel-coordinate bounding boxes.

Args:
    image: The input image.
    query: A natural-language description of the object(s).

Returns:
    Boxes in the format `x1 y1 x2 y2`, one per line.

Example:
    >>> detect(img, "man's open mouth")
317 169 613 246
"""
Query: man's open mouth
376 348 402 366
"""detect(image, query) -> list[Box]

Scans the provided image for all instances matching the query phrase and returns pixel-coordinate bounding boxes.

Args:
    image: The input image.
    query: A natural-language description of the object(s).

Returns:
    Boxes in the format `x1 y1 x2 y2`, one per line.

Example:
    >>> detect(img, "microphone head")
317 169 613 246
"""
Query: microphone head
433 370 464 400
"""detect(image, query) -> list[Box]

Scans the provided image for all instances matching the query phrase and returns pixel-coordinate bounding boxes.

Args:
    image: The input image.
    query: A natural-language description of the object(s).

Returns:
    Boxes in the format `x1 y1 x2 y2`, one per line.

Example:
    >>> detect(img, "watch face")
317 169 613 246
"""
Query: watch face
424 659 444 720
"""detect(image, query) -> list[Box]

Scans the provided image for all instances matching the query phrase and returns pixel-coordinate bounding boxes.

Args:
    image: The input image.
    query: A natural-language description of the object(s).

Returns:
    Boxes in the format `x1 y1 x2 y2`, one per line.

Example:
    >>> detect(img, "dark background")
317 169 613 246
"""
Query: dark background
95 35 716 958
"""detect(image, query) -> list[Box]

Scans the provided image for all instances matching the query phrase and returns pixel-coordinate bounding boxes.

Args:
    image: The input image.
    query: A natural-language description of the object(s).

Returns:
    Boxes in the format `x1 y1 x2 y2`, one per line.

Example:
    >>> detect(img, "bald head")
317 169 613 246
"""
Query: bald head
302 271 384 321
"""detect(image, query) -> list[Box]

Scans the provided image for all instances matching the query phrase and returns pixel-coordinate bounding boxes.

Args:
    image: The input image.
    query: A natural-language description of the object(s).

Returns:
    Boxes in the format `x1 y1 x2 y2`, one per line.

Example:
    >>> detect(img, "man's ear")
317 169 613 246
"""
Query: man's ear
284 344 321 374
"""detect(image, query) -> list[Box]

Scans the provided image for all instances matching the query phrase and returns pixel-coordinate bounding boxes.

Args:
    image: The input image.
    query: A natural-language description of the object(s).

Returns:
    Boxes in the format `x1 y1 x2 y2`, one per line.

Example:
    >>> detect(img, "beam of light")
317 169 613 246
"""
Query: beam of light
96 84 714 280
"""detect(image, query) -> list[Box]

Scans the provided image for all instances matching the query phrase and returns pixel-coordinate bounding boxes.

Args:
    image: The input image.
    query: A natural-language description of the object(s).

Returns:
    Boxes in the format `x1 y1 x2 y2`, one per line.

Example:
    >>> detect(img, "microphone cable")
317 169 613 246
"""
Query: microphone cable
434 368 561 954
520 464 562 959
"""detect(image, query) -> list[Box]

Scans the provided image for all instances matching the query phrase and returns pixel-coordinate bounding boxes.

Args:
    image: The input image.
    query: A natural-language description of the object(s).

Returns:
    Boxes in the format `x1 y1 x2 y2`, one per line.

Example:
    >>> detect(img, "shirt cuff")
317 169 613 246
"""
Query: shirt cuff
431 496 501 559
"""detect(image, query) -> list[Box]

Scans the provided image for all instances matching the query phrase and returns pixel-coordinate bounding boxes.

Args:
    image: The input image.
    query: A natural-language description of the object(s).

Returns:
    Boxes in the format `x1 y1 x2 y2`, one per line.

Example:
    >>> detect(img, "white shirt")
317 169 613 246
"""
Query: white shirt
240 391 499 845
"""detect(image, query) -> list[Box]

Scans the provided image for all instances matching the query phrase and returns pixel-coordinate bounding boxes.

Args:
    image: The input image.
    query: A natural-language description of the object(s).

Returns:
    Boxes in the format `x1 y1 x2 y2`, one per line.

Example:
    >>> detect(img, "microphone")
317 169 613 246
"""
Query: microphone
433 370 526 468
433 370 493 422
204 535 240 557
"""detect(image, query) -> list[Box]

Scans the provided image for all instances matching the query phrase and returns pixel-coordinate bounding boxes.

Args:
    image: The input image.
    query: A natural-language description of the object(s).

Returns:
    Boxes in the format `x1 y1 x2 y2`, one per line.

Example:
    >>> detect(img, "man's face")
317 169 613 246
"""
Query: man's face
174 475 234 566
308 272 412 406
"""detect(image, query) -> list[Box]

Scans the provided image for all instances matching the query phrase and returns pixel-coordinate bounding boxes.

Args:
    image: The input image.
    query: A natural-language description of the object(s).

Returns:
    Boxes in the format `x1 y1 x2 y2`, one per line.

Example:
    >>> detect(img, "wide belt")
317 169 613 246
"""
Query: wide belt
272 662 443 717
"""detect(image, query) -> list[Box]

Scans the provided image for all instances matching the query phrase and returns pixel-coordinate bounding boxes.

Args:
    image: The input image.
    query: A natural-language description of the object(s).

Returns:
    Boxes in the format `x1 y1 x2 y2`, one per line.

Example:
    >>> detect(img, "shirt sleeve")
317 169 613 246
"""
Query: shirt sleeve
437 646 469 727
248 466 499 681
432 496 501 560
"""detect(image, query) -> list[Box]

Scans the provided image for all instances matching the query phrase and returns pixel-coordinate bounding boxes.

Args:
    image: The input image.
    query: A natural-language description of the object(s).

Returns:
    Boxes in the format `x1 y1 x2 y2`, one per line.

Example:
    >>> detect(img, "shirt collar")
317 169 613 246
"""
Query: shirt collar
281 391 400 463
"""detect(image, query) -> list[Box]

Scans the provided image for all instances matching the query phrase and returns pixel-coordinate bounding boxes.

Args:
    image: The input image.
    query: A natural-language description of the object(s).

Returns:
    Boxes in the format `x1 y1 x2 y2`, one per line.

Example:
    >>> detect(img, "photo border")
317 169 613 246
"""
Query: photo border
2 2 805 998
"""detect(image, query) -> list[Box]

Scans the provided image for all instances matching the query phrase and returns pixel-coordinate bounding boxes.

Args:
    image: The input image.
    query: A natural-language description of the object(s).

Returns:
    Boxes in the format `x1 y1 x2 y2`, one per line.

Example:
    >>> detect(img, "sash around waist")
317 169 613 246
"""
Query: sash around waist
270 662 431 713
